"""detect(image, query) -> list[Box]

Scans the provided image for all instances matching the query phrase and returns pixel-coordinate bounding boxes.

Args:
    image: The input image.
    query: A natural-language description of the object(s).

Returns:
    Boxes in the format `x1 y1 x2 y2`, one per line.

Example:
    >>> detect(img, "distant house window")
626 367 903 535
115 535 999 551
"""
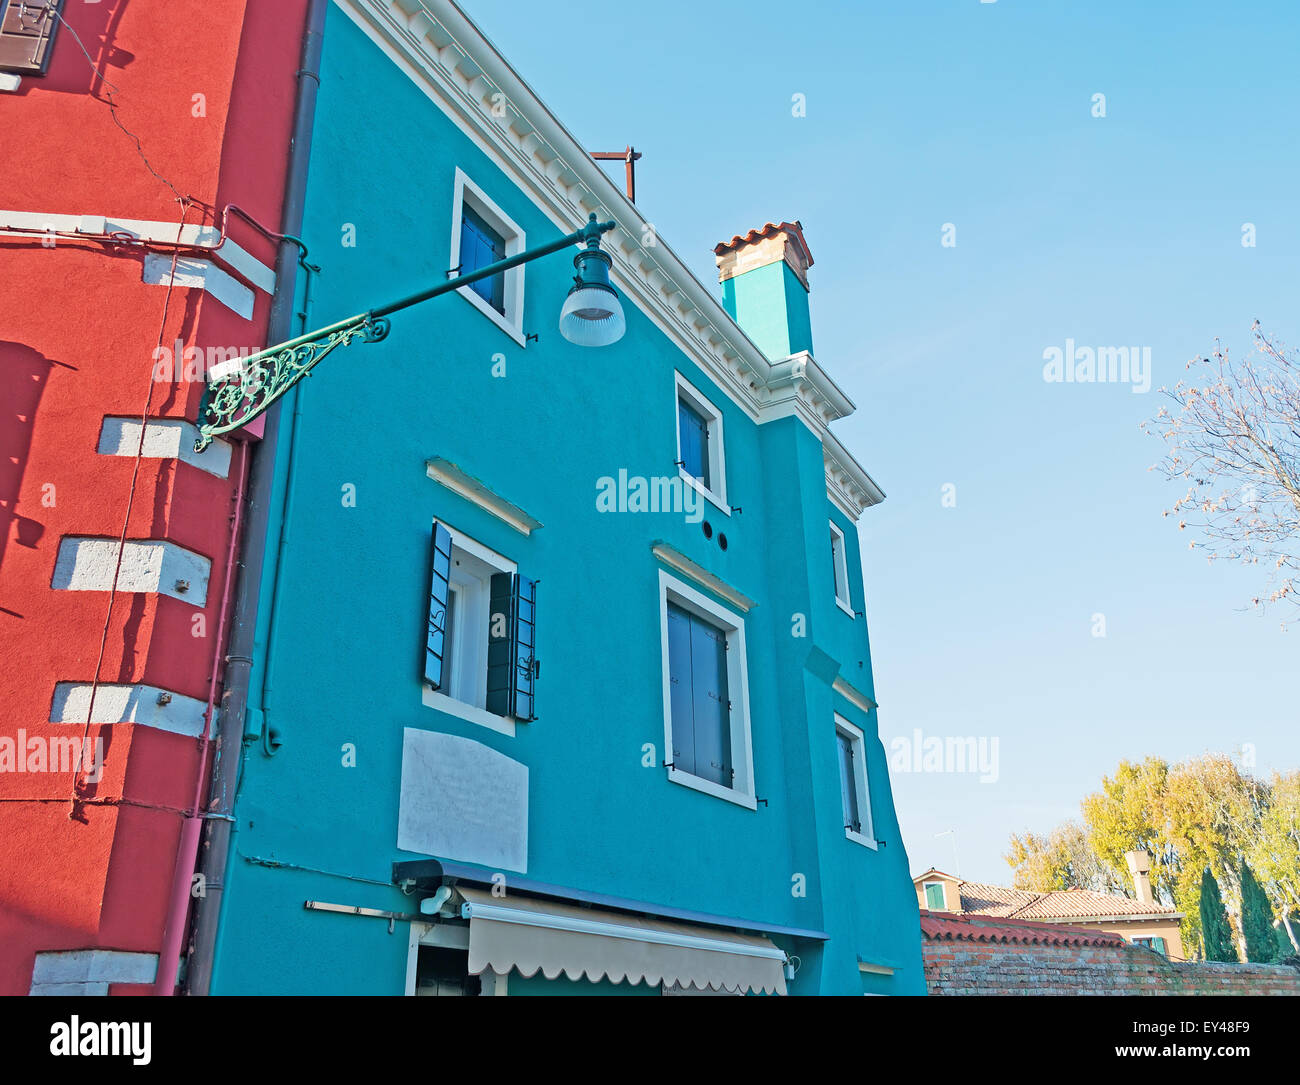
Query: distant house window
658 570 754 808
449 168 526 345
674 372 727 512
835 714 875 848
924 882 946 911
424 521 537 735
829 521 853 616
1133 936 1167 955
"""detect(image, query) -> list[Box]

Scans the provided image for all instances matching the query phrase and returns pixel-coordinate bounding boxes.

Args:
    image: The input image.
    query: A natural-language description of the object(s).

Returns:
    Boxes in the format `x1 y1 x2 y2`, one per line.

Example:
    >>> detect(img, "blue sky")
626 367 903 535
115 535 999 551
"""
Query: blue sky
465 0 1300 883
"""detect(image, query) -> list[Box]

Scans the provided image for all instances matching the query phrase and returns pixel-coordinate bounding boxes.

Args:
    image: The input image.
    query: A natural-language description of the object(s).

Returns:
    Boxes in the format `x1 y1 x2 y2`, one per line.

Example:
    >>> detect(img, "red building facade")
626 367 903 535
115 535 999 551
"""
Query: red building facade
0 0 308 995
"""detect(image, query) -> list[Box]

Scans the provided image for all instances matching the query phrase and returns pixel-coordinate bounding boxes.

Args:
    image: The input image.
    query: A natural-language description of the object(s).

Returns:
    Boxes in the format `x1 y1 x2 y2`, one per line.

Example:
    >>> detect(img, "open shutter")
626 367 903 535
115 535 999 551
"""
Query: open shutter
513 575 537 722
0 0 63 75
487 573 538 721
424 523 453 690
838 732 861 832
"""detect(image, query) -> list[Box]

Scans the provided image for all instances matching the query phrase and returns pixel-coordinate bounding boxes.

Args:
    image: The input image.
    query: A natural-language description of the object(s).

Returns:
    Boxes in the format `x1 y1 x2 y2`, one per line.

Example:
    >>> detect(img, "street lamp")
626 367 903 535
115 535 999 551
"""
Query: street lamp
195 213 623 452
559 228 625 347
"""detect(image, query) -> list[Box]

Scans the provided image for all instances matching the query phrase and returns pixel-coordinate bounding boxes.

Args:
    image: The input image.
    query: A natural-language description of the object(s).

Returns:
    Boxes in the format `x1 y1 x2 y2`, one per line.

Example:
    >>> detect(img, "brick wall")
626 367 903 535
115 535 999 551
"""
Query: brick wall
923 940 1300 995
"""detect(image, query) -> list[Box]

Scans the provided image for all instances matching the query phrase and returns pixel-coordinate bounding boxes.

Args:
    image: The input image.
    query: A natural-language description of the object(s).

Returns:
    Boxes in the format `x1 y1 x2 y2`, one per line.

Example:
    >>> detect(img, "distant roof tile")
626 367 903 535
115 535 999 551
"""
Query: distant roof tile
956 884 1180 920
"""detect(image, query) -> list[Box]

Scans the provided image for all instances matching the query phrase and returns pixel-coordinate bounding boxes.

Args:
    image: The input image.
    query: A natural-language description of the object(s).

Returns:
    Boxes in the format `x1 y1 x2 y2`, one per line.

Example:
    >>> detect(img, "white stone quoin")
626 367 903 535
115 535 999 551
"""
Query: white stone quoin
51 537 211 606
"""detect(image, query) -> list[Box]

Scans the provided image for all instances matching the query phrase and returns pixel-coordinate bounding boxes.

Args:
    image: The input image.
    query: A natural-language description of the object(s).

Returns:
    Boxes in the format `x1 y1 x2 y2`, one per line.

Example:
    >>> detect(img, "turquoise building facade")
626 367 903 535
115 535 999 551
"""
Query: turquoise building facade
200 0 924 996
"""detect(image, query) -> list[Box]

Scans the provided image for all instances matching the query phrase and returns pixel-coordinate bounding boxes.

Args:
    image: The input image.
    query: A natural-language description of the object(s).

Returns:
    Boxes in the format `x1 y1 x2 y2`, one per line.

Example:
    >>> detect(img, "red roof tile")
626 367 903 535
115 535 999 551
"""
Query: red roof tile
920 912 1128 948
713 221 813 267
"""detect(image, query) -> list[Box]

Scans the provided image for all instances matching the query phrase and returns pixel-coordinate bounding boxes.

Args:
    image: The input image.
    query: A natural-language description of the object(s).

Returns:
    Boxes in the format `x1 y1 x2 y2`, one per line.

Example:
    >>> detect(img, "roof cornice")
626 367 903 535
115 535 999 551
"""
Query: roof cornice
341 0 886 517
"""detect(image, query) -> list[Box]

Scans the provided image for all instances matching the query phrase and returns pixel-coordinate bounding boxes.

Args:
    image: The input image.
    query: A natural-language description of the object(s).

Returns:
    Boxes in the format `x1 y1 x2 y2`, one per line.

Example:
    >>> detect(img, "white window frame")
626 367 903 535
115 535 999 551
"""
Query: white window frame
673 372 728 515
421 520 517 737
829 520 854 617
657 569 754 809
449 167 526 346
835 714 875 849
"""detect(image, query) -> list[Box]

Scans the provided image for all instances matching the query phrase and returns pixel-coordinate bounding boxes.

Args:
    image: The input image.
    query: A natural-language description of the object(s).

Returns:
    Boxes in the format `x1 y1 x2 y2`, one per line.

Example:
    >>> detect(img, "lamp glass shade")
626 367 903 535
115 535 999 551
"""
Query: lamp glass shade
559 285 625 347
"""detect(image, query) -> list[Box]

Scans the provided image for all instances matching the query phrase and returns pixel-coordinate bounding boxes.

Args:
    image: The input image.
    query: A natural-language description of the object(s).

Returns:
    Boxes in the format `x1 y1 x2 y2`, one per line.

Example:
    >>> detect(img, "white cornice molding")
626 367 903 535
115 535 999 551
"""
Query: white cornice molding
825 431 885 519
341 0 886 518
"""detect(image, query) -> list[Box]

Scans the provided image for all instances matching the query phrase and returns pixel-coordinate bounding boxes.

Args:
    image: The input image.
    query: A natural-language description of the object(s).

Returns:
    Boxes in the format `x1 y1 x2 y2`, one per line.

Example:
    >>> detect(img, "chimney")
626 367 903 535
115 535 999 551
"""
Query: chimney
1125 850 1154 906
714 221 815 361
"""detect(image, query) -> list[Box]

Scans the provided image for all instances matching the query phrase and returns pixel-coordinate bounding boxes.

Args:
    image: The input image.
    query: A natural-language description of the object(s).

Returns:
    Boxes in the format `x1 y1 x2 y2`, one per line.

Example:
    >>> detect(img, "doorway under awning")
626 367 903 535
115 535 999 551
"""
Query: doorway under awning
455 885 787 995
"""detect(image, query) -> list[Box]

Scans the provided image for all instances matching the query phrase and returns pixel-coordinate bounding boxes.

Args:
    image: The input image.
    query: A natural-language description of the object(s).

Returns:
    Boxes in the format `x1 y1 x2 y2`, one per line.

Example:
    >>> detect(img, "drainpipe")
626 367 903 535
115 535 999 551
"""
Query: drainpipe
184 0 328 995
153 441 248 994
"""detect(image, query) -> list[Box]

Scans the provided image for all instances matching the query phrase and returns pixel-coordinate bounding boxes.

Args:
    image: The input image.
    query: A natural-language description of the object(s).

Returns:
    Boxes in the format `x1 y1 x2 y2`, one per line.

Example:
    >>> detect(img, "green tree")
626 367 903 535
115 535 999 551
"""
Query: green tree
1199 869 1238 962
1245 770 1300 953
1240 860 1278 963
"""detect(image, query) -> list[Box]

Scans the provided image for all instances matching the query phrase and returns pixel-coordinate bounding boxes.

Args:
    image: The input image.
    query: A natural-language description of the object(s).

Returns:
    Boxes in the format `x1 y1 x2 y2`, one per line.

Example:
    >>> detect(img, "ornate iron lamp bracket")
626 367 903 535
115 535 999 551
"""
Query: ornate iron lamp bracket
194 313 390 452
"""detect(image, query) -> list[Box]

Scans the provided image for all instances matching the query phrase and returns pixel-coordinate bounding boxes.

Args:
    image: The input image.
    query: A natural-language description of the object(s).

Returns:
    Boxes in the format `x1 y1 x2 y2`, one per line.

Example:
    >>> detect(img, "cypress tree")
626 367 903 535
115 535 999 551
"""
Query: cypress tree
1199 868 1238 962
1240 861 1278 963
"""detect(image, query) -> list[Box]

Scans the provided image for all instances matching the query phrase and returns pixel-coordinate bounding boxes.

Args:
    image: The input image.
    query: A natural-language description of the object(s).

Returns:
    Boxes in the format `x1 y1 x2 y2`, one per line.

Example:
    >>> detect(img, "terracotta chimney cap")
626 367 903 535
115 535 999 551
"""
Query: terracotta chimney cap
713 220 814 269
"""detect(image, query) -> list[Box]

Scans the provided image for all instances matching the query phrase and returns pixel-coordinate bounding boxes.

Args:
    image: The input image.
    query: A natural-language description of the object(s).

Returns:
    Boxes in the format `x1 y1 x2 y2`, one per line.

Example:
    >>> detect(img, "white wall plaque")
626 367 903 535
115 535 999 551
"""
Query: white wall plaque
398 728 528 873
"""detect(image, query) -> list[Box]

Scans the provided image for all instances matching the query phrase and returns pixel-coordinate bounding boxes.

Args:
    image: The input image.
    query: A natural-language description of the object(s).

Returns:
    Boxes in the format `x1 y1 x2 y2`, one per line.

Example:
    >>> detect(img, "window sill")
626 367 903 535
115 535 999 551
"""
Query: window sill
835 596 856 619
845 828 878 850
456 284 526 347
677 469 729 517
422 687 516 737
667 767 756 810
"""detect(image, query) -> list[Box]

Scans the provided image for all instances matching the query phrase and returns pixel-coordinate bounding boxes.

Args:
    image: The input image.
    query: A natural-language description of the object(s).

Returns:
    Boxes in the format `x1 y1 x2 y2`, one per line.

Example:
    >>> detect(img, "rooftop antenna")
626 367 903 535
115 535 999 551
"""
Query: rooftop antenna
592 146 642 203
935 829 960 877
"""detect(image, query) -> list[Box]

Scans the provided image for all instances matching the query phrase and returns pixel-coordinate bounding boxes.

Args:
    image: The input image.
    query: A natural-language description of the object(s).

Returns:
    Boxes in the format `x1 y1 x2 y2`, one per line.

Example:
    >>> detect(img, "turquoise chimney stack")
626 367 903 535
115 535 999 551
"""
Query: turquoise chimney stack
714 221 815 360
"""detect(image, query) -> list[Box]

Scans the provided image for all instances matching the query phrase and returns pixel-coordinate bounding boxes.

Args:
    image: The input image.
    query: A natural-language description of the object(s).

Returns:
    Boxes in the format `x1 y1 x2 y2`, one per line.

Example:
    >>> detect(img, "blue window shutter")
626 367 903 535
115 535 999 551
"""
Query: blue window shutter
459 204 506 314
689 615 731 786
424 523 453 690
666 604 695 775
838 732 861 832
513 576 537 722
487 573 538 721
667 604 733 786
677 399 710 489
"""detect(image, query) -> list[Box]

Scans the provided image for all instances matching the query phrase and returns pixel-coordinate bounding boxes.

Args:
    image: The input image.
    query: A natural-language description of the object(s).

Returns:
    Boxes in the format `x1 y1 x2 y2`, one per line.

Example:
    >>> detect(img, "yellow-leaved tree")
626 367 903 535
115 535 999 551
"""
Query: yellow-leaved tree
1007 754 1299 959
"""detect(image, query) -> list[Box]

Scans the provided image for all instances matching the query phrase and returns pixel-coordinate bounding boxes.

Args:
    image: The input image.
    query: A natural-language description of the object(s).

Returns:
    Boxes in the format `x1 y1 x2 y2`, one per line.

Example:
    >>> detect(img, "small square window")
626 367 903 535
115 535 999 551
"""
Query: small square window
449 168 526 345
0 0 63 76
829 521 853 616
835 715 875 848
674 373 727 512
924 882 946 911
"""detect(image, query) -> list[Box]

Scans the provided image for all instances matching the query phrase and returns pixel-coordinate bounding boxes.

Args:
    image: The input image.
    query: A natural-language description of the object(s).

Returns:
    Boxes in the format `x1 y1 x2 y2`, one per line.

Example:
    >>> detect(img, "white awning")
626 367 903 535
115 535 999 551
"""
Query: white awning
457 886 787 995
